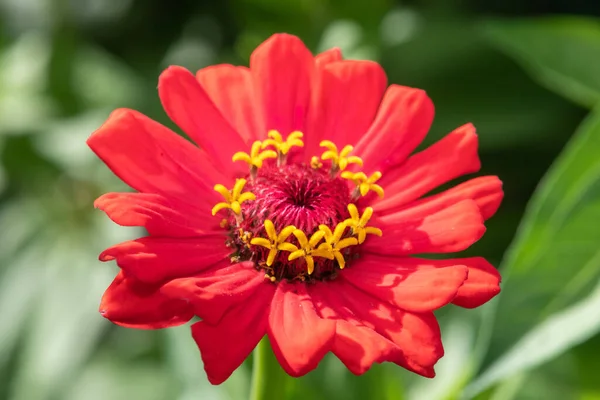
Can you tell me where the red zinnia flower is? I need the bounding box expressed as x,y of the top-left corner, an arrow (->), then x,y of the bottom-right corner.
88,34 -> 503,384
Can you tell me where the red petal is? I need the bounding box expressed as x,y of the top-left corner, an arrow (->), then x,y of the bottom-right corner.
87,108 -> 222,209
353,85 -> 434,172
162,261 -> 267,325
417,257 -> 501,308
250,34 -> 313,135
375,123 -> 480,211
94,192 -> 219,237
196,64 -> 263,144
383,175 -> 504,222
315,47 -> 343,66
303,48 -> 343,161
460,176 -> 504,220
268,281 -> 335,377
99,235 -> 230,285
308,60 -> 387,147
308,283 -> 400,375
341,254 -> 468,312
192,282 -> 275,385
453,258 -> 501,308
158,66 -> 247,177
334,321 -> 396,375
332,280 -> 443,377
100,271 -> 193,329
366,199 -> 486,255
396,176 -> 503,221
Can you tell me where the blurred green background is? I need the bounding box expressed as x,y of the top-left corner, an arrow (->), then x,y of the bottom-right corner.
1,0 -> 600,399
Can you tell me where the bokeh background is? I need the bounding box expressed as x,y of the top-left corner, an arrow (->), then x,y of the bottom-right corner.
1,0 -> 600,399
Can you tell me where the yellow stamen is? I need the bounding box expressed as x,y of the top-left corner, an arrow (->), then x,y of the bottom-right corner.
211,178 -> 256,216
250,220 -> 297,267
341,171 -> 384,199
239,229 -> 253,246
311,156 -> 323,169
319,141 -> 364,174
262,130 -> 304,162
344,204 -> 383,244
318,223 -> 358,269
232,141 -> 277,175
280,229 -> 333,275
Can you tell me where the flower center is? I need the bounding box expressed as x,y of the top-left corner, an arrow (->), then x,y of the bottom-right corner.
248,164 -> 350,233
212,130 -> 384,282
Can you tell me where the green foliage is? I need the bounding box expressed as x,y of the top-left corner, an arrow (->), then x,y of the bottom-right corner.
483,103 -> 600,365
463,106 -> 600,393
464,16 -> 600,400
0,2 -> 599,400
483,17 -> 600,108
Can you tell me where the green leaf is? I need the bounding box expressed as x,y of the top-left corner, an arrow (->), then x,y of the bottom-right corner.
482,353 -> 578,400
0,33 -> 56,134
7,238 -> 110,400
165,326 -> 241,400
464,105 -> 600,396
64,354 -> 174,400
572,331 -> 600,398
382,17 -> 580,151
465,280 -> 600,398
407,309 -> 479,400
482,17 -> 600,107
73,44 -> 146,108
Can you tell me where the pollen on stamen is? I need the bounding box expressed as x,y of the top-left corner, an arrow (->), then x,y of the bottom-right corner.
320,141 -> 363,176
212,138 -> 385,281
311,156 -> 323,169
262,130 -> 304,166
232,141 -> 277,179
341,171 -> 384,199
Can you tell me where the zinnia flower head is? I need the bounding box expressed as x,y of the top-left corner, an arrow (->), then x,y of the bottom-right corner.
88,34 -> 503,384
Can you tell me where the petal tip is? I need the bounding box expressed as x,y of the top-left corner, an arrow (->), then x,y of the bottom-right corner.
452,257 -> 502,308
98,250 -> 115,262
87,108 -> 133,149
158,65 -> 195,90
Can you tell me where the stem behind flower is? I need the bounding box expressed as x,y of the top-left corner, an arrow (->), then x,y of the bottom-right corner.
249,337 -> 293,400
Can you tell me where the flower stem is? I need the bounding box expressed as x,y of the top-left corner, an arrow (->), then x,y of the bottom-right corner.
249,337 -> 291,400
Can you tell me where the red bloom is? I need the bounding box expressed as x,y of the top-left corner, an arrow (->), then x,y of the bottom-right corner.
88,34 -> 503,384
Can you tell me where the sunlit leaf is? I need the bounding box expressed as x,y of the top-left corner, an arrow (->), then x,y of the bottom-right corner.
483,17 -> 600,108
465,105 -> 600,396
64,354 -> 174,400
382,17 -> 580,150
407,310 -> 478,400
73,45 -> 146,108
164,326 -> 231,400
466,281 -> 600,397
483,354 -> 578,400
318,20 -> 377,60
33,110 -> 111,179
7,237 -> 112,400
0,33 -> 56,134
0,191 -> 135,400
